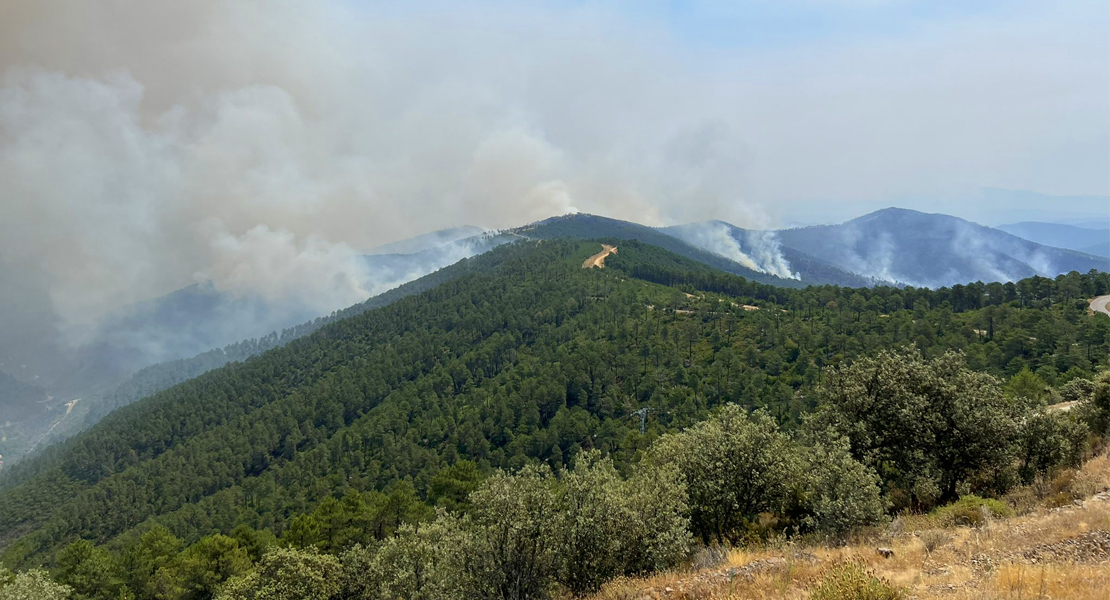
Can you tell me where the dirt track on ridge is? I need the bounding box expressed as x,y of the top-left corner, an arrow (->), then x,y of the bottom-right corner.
1090,295 -> 1110,316
583,244 -> 617,269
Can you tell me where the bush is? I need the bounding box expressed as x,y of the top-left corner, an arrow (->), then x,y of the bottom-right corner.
811,562 -> 905,600
814,349 -> 1022,509
798,433 -> 888,537
555,453 -> 625,595
1016,410 -> 1090,484
217,547 -> 341,600
463,465 -> 561,600
0,568 -> 73,600
689,545 -> 730,571
652,405 -> 800,545
1073,371 -> 1110,435
931,495 -> 1012,528
555,451 -> 691,592
340,516 -> 467,600
919,530 -> 950,555
615,462 -> 691,575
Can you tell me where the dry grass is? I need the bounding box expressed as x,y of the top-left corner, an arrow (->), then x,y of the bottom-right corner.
587,452 -> 1110,600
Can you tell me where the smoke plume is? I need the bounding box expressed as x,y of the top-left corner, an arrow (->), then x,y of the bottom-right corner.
0,0 -> 1105,379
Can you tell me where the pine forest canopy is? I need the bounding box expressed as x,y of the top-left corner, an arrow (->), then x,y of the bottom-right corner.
0,238 -> 1107,600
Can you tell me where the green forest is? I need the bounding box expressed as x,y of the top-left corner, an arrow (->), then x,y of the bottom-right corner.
1,239 -> 1108,600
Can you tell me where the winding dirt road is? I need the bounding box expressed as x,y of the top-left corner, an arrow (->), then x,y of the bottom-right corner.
583,244 -> 617,269
1090,295 -> 1110,317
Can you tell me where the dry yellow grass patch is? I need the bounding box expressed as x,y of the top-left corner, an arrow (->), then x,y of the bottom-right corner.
587,453 -> 1110,600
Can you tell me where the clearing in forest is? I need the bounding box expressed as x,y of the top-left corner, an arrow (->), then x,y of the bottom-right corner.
583,244 -> 617,269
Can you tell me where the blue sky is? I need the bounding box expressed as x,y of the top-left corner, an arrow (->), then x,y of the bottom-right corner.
639,0 -> 1016,47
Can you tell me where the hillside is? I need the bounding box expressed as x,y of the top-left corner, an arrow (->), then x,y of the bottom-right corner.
0,232 -> 511,467
7,209 -> 1105,467
590,451 -> 1110,600
514,214 -> 809,287
777,208 -> 1109,287
0,241 -> 520,475
997,221 -> 1110,257
0,238 -> 1106,574
660,220 -> 878,287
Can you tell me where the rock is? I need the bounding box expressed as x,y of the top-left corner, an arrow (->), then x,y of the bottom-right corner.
877,547 -> 895,559
1023,530 -> 1110,564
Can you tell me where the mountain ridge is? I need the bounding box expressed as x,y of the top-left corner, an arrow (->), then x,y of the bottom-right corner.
775,207 -> 1107,287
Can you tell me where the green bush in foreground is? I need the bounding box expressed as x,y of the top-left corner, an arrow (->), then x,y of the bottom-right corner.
0,567 -> 73,600
811,562 -> 905,600
931,495 -> 1013,528
216,547 -> 340,600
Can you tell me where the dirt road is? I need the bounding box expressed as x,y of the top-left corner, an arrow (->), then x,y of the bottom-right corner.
1090,295 -> 1110,316
583,244 -> 617,269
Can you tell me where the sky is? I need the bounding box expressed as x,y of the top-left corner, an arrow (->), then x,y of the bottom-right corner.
0,0 -> 1107,347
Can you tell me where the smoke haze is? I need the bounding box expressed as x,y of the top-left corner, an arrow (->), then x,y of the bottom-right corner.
0,0 -> 1106,366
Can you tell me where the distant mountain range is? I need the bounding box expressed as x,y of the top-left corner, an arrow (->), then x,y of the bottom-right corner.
1,206 -> 1106,466
996,222 -> 1109,258
774,208 -> 1107,288
512,213 -> 874,288
521,209 -> 1106,289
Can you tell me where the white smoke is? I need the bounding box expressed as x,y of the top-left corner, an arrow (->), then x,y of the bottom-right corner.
0,0 -> 1104,370
664,221 -> 799,280
201,226 -> 371,316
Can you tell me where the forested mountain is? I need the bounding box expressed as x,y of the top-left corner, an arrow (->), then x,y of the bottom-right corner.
514,213 -> 875,287
0,232 -> 511,466
6,210 -> 1103,469
1,238 -> 1106,580
0,242 -> 519,472
660,220 -> 877,287
776,208 -> 1109,287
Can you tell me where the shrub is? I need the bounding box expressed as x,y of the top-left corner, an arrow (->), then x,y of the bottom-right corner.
919,530 -> 950,555
340,516 -> 467,600
798,433 -> 888,537
216,547 -> 341,600
555,452 -> 625,595
1016,410 -> 1090,484
463,465 -> 561,600
0,568 -> 73,600
1073,371 -> 1110,435
811,562 -> 905,600
616,462 -> 691,575
931,495 -> 1012,528
652,405 -> 800,545
814,349 -> 1022,508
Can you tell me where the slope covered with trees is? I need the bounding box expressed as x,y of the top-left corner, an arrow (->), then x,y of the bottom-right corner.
0,239 -> 1107,600
0,244 -> 516,477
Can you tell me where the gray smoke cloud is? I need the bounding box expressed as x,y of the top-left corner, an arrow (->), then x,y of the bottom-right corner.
665,221 -> 798,280
0,0 -> 1105,370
